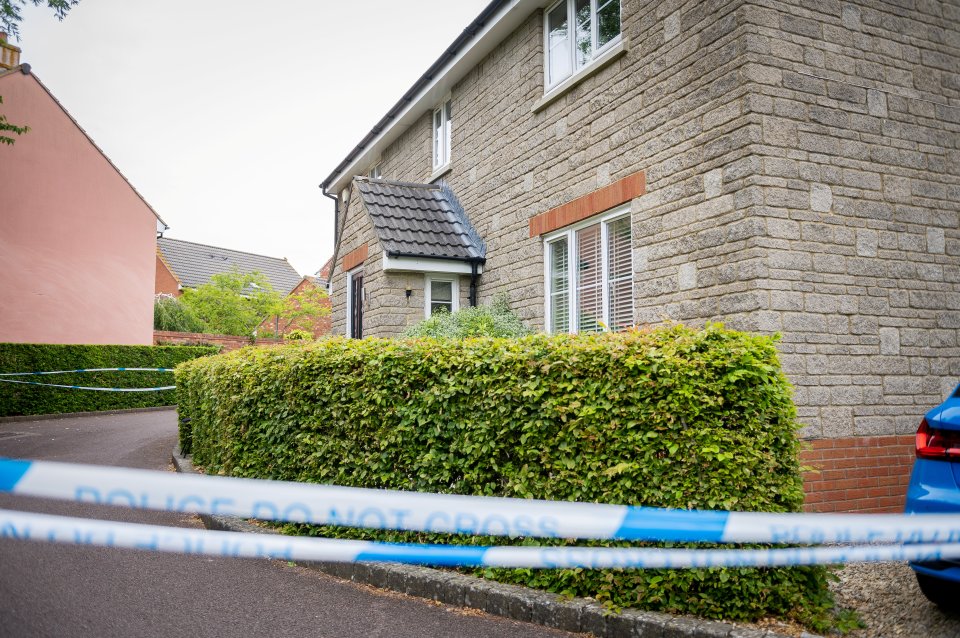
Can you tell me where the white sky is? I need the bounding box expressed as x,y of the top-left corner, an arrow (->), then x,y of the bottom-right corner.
16,0 -> 491,276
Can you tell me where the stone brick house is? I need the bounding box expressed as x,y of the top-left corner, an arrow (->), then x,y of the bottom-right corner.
322,0 -> 959,512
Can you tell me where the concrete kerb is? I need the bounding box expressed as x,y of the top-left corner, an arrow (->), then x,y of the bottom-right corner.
0,405 -> 176,424
171,448 -> 791,638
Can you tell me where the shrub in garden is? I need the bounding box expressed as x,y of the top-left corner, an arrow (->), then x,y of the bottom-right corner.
176,324 -> 846,630
402,293 -> 532,338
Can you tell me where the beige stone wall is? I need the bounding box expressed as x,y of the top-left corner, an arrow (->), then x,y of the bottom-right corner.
332,0 -> 959,441
738,1 -> 959,438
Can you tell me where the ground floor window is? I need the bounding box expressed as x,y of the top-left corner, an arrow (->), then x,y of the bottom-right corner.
544,206 -> 632,333
425,275 -> 459,316
347,269 -> 364,338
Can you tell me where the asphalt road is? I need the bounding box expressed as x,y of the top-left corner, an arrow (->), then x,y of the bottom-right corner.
0,409 -> 577,638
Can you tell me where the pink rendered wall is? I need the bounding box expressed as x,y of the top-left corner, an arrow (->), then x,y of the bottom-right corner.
0,70 -> 157,345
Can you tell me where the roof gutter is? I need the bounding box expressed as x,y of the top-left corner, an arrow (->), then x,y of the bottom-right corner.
386,251 -> 486,264
319,0 -> 511,192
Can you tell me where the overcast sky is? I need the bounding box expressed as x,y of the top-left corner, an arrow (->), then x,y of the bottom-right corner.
16,0 -> 491,276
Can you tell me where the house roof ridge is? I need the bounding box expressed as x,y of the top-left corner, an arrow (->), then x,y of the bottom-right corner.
157,236 -> 294,265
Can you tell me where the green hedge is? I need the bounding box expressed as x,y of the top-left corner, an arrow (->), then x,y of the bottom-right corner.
176,325 -> 842,629
0,343 -> 219,417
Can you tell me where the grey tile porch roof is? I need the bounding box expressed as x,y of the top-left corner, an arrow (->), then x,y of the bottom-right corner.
356,178 -> 485,262
157,237 -> 302,294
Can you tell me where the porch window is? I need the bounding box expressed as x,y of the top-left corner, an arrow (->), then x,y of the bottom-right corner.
425,275 -> 458,316
544,207 -> 632,333
544,0 -> 621,89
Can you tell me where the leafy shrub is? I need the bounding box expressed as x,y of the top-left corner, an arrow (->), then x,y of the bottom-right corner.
402,293 -> 532,338
154,294 -> 206,333
176,325 -> 841,629
0,343 -> 218,416
284,329 -> 313,341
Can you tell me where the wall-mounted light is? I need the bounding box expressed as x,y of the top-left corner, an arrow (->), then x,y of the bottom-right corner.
405,288 -> 412,299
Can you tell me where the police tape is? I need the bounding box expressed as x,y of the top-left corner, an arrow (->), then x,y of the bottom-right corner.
2,508 -> 960,568
0,379 -> 176,392
0,368 -> 174,376
0,367 -> 176,392
3,457 -> 960,545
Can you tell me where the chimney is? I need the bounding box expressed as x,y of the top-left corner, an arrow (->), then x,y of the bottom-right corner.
0,33 -> 22,70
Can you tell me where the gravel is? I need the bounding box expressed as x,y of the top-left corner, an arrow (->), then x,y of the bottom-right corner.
830,562 -> 960,637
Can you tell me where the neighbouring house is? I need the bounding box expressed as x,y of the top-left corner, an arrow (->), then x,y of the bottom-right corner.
322,1 -> 959,513
155,237 -> 302,297
0,37 -> 166,346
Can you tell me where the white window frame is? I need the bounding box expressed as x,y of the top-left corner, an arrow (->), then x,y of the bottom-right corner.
543,0 -> 622,91
369,163 -> 382,179
543,205 -> 632,334
424,275 -> 459,317
431,98 -> 452,173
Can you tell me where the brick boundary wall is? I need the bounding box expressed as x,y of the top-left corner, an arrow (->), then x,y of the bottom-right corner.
801,435 -> 916,513
153,330 -> 283,353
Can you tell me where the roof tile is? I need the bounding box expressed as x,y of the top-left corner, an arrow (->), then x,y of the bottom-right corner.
156,237 -> 302,294
356,179 -> 485,262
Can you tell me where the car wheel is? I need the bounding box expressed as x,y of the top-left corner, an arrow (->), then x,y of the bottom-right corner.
916,573 -> 960,613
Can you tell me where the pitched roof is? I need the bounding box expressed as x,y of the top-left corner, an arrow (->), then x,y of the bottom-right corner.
156,237 -> 302,294
356,178 -> 485,262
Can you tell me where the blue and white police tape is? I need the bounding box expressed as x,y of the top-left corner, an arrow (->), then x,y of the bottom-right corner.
3,457 -> 960,545
0,379 -> 176,392
3,508 -> 960,568
0,368 -> 174,376
0,367 -> 175,392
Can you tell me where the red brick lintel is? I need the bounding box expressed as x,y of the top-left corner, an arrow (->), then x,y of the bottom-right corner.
342,243 -> 368,272
528,171 -> 646,237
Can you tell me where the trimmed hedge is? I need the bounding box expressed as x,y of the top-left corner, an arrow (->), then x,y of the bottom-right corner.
0,343 -> 219,417
177,325 -> 840,629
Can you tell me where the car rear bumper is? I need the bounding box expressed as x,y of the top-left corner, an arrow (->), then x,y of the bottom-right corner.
905,458 -> 960,584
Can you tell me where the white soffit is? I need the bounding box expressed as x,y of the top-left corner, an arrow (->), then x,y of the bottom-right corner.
383,255 -> 482,275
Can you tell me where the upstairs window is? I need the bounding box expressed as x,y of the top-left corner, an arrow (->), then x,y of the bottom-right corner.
432,99 -> 452,172
545,0 -> 621,89
545,207 -> 632,333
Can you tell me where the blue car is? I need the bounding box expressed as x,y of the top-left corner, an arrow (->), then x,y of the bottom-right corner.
904,383 -> 960,610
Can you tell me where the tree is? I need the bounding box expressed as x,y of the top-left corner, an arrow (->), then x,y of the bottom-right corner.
277,283 -> 330,334
2,1 -> 79,144
153,294 -> 206,333
1,0 -> 78,40
0,95 -> 28,145
179,270 -> 283,337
